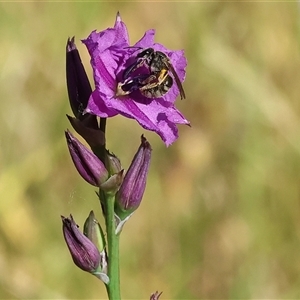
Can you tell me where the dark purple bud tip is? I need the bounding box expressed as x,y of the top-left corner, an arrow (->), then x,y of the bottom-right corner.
65,130 -> 108,186
61,214 -> 101,273
66,36 -> 76,52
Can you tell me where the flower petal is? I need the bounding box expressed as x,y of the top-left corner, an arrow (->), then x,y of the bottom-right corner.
134,29 -> 155,48
103,97 -> 189,146
86,90 -> 118,118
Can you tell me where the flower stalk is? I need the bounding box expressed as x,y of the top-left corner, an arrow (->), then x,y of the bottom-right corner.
63,12 -> 188,300
102,192 -> 121,299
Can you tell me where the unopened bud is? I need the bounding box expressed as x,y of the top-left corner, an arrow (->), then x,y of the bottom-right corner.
62,215 -> 101,273
83,211 -> 108,281
150,291 -> 163,300
84,211 -> 106,252
115,135 -> 151,219
66,37 -> 92,119
65,130 -> 109,186
105,150 -> 122,175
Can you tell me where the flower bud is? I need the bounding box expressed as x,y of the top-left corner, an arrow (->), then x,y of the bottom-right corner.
100,170 -> 124,195
115,135 -> 151,219
83,211 -> 109,282
150,291 -> 163,300
66,37 -> 92,119
105,150 -> 122,175
62,214 -> 101,273
65,130 -> 108,186
83,211 -> 106,252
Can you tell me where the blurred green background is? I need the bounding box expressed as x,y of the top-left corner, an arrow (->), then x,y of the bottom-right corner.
1,2 -> 300,299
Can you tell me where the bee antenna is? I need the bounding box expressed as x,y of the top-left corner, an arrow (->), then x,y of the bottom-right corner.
123,46 -> 142,50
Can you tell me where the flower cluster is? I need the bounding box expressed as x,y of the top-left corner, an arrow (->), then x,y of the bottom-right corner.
65,130 -> 152,215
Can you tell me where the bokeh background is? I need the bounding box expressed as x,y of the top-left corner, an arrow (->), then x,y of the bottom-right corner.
1,2 -> 300,299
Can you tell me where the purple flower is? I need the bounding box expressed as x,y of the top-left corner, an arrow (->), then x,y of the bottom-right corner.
82,13 -> 189,146
62,215 -> 101,273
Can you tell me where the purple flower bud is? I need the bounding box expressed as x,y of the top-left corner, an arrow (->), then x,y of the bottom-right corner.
62,215 -> 101,273
83,211 -> 108,278
65,130 -> 108,186
150,291 -> 163,300
115,135 -> 151,217
66,37 -> 92,119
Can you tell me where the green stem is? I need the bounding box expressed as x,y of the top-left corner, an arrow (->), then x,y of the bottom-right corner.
105,193 -> 121,300
98,117 -> 121,299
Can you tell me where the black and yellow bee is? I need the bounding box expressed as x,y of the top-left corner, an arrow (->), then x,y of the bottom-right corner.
116,70 -> 173,99
117,48 -> 185,99
138,69 -> 173,98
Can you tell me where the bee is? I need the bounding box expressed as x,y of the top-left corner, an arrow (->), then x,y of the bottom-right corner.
122,48 -> 185,100
116,69 -> 173,98
139,69 -> 173,98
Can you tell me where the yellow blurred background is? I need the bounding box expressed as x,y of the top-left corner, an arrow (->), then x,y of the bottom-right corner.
1,2 -> 300,299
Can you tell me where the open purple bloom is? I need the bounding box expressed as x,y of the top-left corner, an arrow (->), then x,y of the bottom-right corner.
82,13 -> 189,146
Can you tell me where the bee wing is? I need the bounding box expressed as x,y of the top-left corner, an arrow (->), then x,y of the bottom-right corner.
166,62 -> 186,100
123,48 -> 153,80
123,60 -> 144,80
